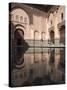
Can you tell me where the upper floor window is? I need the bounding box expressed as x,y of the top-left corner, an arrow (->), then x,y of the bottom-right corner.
16,15 -> 19,21
24,17 -> 27,23
20,16 -> 23,22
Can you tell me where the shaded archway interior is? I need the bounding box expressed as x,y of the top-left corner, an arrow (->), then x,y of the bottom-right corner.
14,29 -> 24,46
50,30 -> 54,44
59,25 -> 65,45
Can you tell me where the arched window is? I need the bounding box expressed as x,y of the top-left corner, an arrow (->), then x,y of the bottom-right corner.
34,31 -> 39,40
20,16 -> 23,22
16,15 -> 19,21
24,17 -> 27,23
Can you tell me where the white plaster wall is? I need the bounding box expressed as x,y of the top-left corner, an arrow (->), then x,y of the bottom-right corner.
33,14 -> 47,40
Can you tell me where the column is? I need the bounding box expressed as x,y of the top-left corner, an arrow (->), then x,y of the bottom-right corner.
45,18 -> 50,45
54,12 -> 60,45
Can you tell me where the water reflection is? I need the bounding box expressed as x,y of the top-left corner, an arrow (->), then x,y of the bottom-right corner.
11,47 -> 65,87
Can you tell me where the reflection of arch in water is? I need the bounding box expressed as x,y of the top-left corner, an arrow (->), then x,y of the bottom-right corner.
14,28 -> 25,69
34,53 -> 39,63
11,68 -> 27,87
60,48 -> 65,68
15,52 -> 25,69
49,48 -> 55,64
41,52 -> 47,62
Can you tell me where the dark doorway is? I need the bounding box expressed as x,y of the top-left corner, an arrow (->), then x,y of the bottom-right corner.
14,29 -> 24,46
59,25 -> 65,45
50,30 -> 54,44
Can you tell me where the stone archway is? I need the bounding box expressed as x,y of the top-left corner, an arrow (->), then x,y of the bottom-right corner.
11,8 -> 30,40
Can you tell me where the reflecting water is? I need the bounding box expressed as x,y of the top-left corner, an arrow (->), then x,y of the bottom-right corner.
11,47 -> 65,87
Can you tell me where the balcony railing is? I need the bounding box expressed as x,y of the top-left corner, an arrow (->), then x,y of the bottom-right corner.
12,39 -> 65,48
25,39 -> 65,48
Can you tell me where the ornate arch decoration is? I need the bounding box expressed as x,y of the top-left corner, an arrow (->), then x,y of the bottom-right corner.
9,3 -> 33,24
15,24 -> 25,29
